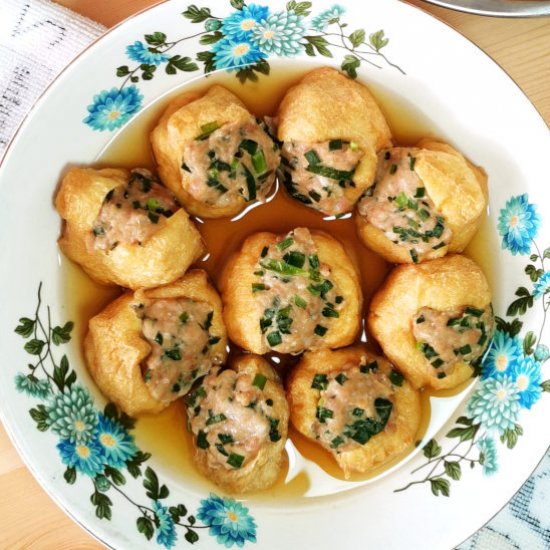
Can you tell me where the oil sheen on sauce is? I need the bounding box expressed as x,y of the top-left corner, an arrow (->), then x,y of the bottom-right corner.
62,66 -> 491,499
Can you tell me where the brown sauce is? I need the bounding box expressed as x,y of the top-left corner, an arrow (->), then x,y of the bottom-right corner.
62,66 -> 492,499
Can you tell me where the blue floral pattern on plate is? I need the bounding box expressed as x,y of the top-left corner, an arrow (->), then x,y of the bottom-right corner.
13,283 -> 258,548
83,1 -> 402,131
397,193 -> 550,497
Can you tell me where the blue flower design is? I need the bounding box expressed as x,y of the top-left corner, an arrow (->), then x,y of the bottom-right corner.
197,493 -> 257,548
84,86 -> 143,131
152,501 -> 177,549
497,194 -> 541,255
211,37 -> 264,71
311,5 -> 346,32
222,4 -> 269,41
46,385 -> 98,444
467,376 -> 520,434
510,355 -> 542,409
57,437 -> 105,477
95,413 -> 138,468
481,330 -> 522,380
534,344 -> 549,363
477,437 -> 498,476
14,373 -> 50,398
533,271 -> 550,299
251,10 -> 306,56
126,41 -> 169,66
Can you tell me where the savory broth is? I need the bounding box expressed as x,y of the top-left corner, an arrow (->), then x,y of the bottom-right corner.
62,65 -> 489,498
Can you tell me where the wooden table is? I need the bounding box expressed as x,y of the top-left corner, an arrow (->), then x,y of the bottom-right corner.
1,1 -> 549,548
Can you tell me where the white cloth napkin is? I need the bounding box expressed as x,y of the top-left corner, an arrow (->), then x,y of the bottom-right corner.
0,0 -> 105,157
0,1 -> 548,549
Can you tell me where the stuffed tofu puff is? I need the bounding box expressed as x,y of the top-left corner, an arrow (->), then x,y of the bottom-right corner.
55,167 -> 204,289
151,85 -> 280,219
84,270 -> 227,416
277,67 -> 392,216
186,355 -> 289,494
356,139 -> 488,264
287,346 -> 421,478
220,227 -> 362,355
368,255 -> 494,391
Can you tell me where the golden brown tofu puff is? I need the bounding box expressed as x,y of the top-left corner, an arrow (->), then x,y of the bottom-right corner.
356,139 -> 488,263
219,229 -> 362,354
368,254 -> 492,390
84,270 -> 227,417
287,346 -> 420,478
150,85 -> 277,219
55,167 -> 204,289
277,67 -> 392,208
186,355 -> 289,494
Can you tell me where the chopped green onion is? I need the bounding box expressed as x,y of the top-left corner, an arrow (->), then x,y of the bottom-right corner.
196,430 -> 209,449
266,331 -> 282,347
311,373 -> 329,390
227,453 -> 245,469
148,212 -> 160,224
239,139 -> 258,155
304,149 -> 321,165
251,150 -> 267,174
201,311 -> 213,331
261,259 -> 308,277
389,370 -> 404,386
335,373 -> 348,385
242,165 -> 256,202
314,324 -> 328,337
322,304 -> 340,318
389,163 -> 398,174
309,255 -> 320,269
294,295 -> 307,309
206,412 -> 227,425
252,373 -> 267,390
154,332 -> 163,345
306,164 -> 354,181
360,361 -> 378,373
465,306 -> 484,317
316,406 -> 333,423
329,139 -> 343,150
277,237 -> 294,251
252,283 -> 267,293
283,251 -> 306,268
179,312 -> 189,324
195,121 -> 219,140
163,347 -> 181,361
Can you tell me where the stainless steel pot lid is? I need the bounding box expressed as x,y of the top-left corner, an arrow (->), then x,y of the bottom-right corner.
419,0 -> 550,17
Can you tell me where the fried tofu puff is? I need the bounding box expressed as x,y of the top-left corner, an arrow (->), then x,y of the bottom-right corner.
287,346 -> 421,478
55,167 -> 204,289
368,255 -> 494,391
186,355 -> 289,493
150,86 -> 280,219
277,67 -> 392,216
84,270 -> 227,416
220,227 -> 362,355
356,139 -> 488,264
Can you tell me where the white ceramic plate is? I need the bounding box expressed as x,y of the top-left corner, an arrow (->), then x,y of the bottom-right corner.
1,1 -> 549,548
